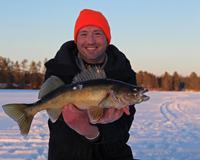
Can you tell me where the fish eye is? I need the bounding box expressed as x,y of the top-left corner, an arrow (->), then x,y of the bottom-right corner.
138,99 -> 142,103
133,88 -> 137,92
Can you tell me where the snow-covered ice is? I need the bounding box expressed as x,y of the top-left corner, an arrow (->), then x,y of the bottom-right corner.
0,90 -> 200,160
129,91 -> 200,160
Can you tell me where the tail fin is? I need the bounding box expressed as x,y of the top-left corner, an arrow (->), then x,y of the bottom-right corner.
2,104 -> 33,136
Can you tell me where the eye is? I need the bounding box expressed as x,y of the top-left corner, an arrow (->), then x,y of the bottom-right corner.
133,88 -> 137,92
138,99 -> 142,103
94,32 -> 102,36
80,33 -> 87,37
78,31 -> 88,37
94,30 -> 104,36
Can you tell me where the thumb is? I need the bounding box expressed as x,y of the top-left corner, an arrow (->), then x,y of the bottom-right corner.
123,106 -> 130,115
63,104 -> 80,114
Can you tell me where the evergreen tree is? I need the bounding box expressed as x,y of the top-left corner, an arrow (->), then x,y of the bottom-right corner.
13,61 -> 21,85
136,71 -> 144,87
29,61 -> 43,89
21,59 -> 28,87
150,73 -> 159,89
136,71 -> 159,89
36,61 -> 44,88
0,57 -> 14,87
172,71 -> 180,91
161,72 -> 173,91
185,72 -> 200,91
29,61 -> 38,88
0,57 -> 6,83
143,71 -> 151,88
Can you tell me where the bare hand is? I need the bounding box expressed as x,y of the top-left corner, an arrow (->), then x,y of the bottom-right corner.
98,106 -> 130,124
62,104 -> 99,138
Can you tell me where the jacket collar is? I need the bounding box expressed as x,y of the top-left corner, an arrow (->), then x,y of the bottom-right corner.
45,40 -> 135,78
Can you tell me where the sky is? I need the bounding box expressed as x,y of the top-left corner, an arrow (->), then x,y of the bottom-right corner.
0,0 -> 199,76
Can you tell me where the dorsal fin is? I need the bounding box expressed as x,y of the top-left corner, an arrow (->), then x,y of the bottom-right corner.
38,76 -> 65,99
72,66 -> 106,84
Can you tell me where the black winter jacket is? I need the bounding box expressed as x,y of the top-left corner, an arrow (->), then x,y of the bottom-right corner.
45,41 -> 137,160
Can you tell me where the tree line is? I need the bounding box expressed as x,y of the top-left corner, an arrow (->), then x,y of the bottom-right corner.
136,71 -> 200,91
0,56 -> 47,89
0,56 -> 200,91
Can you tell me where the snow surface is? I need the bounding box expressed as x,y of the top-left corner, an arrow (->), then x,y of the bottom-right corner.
0,90 -> 200,160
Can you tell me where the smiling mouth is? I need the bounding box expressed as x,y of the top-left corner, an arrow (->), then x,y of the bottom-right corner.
86,47 -> 96,50
85,47 -> 98,51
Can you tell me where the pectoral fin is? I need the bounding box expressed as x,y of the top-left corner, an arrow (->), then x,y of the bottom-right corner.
98,90 -> 122,108
88,106 -> 104,124
46,109 -> 62,123
97,93 -> 111,107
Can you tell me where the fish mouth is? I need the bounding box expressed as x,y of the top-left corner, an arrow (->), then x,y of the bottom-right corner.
139,88 -> 150,102
141,94 -> 150,102
140,88 -> 148,94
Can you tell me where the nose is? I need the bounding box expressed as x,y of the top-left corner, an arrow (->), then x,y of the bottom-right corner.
87,34 -> 96,44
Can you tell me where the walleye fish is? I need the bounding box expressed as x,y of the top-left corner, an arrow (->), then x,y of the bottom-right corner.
2,67 -> 150,136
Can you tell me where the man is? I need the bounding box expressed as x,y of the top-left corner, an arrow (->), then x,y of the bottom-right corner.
45,9 -> 137,160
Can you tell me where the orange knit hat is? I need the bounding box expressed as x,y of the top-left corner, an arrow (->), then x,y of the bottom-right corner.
74,9 -> 111,46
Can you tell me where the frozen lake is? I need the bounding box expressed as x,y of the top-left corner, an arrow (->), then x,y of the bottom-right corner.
0,90 -> 200,160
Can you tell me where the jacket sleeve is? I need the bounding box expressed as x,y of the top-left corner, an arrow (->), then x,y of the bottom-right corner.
97,76 -> 137,143
97,106 -> 135,143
